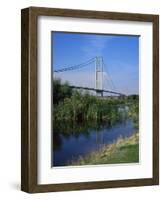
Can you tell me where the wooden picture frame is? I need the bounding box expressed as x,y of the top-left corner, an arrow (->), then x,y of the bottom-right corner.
21,7 -> 159,193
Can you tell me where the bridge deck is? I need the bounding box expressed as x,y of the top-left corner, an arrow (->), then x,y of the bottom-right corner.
69,85 -> 125,96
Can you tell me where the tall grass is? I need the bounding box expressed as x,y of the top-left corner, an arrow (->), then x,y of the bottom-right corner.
53,79 -> 139,127
54,90 -> 128,124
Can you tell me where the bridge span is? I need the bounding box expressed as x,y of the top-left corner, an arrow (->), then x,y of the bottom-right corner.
70,85 -> 125,96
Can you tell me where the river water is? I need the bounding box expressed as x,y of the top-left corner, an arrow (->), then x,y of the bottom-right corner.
53,118 -> 137,166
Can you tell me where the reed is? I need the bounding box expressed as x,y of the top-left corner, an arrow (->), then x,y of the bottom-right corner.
53,79 -> 139,127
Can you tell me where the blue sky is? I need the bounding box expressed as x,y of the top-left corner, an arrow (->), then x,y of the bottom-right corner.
52,32 -> 139,95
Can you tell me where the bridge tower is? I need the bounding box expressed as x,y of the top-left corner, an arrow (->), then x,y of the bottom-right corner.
95,56 -> 103,96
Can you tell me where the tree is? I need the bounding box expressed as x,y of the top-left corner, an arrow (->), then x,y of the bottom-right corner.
53,79 -> 73,105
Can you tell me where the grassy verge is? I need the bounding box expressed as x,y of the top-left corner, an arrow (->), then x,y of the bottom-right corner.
69,133 -> 139,165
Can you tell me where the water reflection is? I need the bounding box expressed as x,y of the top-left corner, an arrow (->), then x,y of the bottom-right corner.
53,118 -> 137,166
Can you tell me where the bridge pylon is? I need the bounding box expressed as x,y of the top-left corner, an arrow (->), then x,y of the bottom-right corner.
95,56 -> 103,96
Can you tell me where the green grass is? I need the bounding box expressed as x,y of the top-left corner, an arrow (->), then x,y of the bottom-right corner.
107,144 -> 139,164
69,133 -> 139,165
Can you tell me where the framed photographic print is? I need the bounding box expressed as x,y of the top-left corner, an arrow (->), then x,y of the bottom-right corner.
21,7 -> 159,193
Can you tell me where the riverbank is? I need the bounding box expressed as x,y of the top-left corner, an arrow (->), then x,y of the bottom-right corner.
69,133 -> 139,165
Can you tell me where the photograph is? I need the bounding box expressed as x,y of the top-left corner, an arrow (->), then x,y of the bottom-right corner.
52,32 -> 139,167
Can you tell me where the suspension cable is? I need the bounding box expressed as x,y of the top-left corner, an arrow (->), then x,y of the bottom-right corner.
54,57 -> 96,73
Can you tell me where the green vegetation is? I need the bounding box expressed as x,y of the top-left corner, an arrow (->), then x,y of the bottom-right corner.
128,102 -> 139,128
53,79 -> 138,126
53,79 -> 73,105
69,133 -> 139,165
53,79 -> 139,165
54,91 -> 125,123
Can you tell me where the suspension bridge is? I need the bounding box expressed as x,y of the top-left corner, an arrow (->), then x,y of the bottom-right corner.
53,57 -> 126,97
